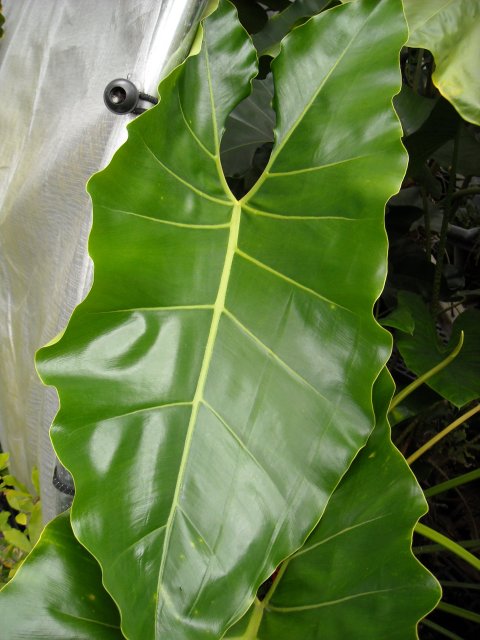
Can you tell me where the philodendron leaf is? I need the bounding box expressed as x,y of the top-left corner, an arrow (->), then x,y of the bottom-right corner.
0,512 -> 123,639
35,1 -> 416,638
383,292 -> 480,407
221,74 -> 275,178
403,0 -> 480,126
225,369 -> 440,639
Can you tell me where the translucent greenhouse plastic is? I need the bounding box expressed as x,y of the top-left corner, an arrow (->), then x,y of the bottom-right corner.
0,0 -> 209,521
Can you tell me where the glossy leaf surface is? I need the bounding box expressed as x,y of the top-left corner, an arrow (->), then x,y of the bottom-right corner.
225,370 -> 440,639
383,292 -> 480,407
0,512 -> 122,639
404,0 -> 480,126
37,1 -> 409,638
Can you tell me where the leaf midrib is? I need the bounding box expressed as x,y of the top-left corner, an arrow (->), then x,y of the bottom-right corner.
155,200 -> 241,622
242,1 -> 381,204
154,31 -> 240,628
154,1 -> 387,630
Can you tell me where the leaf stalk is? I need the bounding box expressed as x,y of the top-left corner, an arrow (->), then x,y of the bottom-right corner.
431,129 -> 460,314
389,331 -> 464,411
424,468 -> 480,498
437,601 -> 480,624
415,522 -> 480,571
407,403 -> 479,465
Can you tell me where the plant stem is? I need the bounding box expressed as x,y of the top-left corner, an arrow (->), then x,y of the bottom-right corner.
436,300 -> 466,319
431,129 -> 460,314
421,619 -> 464,640
425,468 -> 480,498
415,522 -> 480,571
437,601 -> 480,624
389,332 -> 464,411
238,562 -> 290,640
262,561 -> 289,608
240,599 -> 264,640
450,186 -> 480,203
422,186 -> 432,259
414,539 -> 480,555
440,580 -> 480,591
407,403 -> 480,465
413,48 -> 425,94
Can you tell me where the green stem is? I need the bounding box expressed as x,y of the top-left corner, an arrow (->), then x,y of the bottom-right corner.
415,522 -> 480,571
240,599 -> 264,640
413,48 -> 425,94
414,539 -> 480,555
437,601 -> 480,624
425,468 -> 480,498
421,619 -> 464,640
450,186 -> 480,203
238,562 -> 290,640
262,561 -> 289,608
422,186 -> 431,259
431,129 -> 460,314
407,403 -> 480,465
389,332 -> 464,410
440,580 -> 480,591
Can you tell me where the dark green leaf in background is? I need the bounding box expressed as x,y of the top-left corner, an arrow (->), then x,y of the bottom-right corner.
383,292 -> 480,408
402,97 -> 461,180
433,124 -> 480,178
253,0 -> 332,56
221,75 -> 275,178
231,0 -> 268,34
393,85 -> 437,138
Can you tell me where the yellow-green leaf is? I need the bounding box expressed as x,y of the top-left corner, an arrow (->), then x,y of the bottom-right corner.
0,452 -> 9,471
26,502 -> 43,546
2,529 -> 32,554
14,514 -> 27,527
404,0 -> 480,125
31,467 -> 40,495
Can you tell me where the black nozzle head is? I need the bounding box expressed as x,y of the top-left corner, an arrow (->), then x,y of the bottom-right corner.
103,78 -> 140,114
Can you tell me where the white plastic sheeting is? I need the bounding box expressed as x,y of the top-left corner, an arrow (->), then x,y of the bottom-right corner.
0,0 -> 209,521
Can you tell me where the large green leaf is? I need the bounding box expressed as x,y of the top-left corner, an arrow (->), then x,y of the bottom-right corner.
36,1 -> 411,638
0,512 -> 122,639
382,292 -> 480,407
225,370 -> 440,639
403,0 -> 480,126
